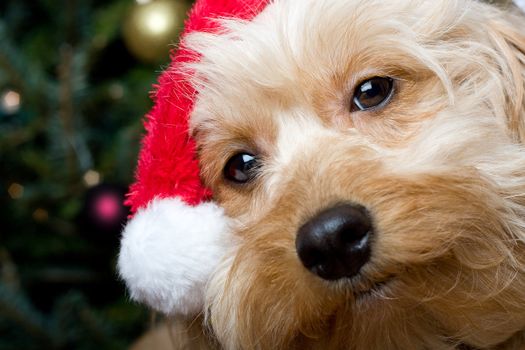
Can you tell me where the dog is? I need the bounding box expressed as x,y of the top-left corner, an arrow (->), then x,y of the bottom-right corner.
127,0 -> 525,349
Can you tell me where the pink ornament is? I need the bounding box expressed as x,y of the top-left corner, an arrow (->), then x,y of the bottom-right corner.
95,193 -> 122,224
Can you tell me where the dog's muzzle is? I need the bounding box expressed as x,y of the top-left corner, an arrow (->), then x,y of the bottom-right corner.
295,203 -> 373,281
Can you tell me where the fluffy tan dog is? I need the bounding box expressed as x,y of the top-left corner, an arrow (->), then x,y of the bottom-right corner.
133,0 -> 525,349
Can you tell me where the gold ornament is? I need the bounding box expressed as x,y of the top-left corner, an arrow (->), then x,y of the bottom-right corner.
122,0 -> 191,63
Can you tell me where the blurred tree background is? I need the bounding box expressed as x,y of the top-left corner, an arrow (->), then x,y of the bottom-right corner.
0,0 -> 192,348
0,0 -> 518,349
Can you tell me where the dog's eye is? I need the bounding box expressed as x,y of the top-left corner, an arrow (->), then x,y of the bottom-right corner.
224,153 -> 258,184
352,77 -> 394,111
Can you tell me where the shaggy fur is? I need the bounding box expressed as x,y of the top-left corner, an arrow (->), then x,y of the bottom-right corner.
170,0 -> 525,349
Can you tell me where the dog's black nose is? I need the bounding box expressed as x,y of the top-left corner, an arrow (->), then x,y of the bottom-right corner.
296,204 -> 373,281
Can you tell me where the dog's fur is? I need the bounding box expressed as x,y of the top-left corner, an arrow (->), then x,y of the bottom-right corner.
168,0 -> 525,349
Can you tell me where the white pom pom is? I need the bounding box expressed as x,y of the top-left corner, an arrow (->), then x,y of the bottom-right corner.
118,197 -> 230,316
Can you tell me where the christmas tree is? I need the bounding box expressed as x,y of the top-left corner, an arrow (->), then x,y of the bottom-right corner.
1,0 -> 191,348
1,0 -> 517,349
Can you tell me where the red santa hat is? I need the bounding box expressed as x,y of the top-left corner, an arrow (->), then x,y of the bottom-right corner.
118,0 -> 270,316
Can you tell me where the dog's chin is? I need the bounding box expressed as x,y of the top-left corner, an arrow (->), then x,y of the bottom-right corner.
347,274 -> 397,307
352,277 -> 396,303
325,267 -> 398,306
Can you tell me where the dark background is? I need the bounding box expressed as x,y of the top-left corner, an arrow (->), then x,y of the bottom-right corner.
0,0 -> 192,348
0,0 -> 515,349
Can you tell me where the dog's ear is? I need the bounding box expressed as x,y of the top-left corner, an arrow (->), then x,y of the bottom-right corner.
487,12 -> 525,142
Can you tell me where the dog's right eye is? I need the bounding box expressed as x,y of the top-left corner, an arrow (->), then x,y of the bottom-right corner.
224,153 -> 258,184
352,77 -> 394,111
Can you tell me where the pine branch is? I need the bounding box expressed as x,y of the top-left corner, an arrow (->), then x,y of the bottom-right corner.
0,248 -> 20,291
58,44 -> 80,177
54,0 -> 94,177
0,283 -> 54,347
85,0 -> 130,70
0,20 -> 57,149
0,21 -> 54,109
0,23 -> 26,91
52,293 -> 124,350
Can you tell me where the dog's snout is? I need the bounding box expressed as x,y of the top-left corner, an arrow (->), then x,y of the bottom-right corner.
296,204 -> 373,281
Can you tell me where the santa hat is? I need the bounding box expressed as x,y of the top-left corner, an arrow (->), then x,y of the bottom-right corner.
118,0 -> 270,316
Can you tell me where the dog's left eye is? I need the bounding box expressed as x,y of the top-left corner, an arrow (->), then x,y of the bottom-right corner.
352,77 -> 394,111
224,153 -> 258,184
